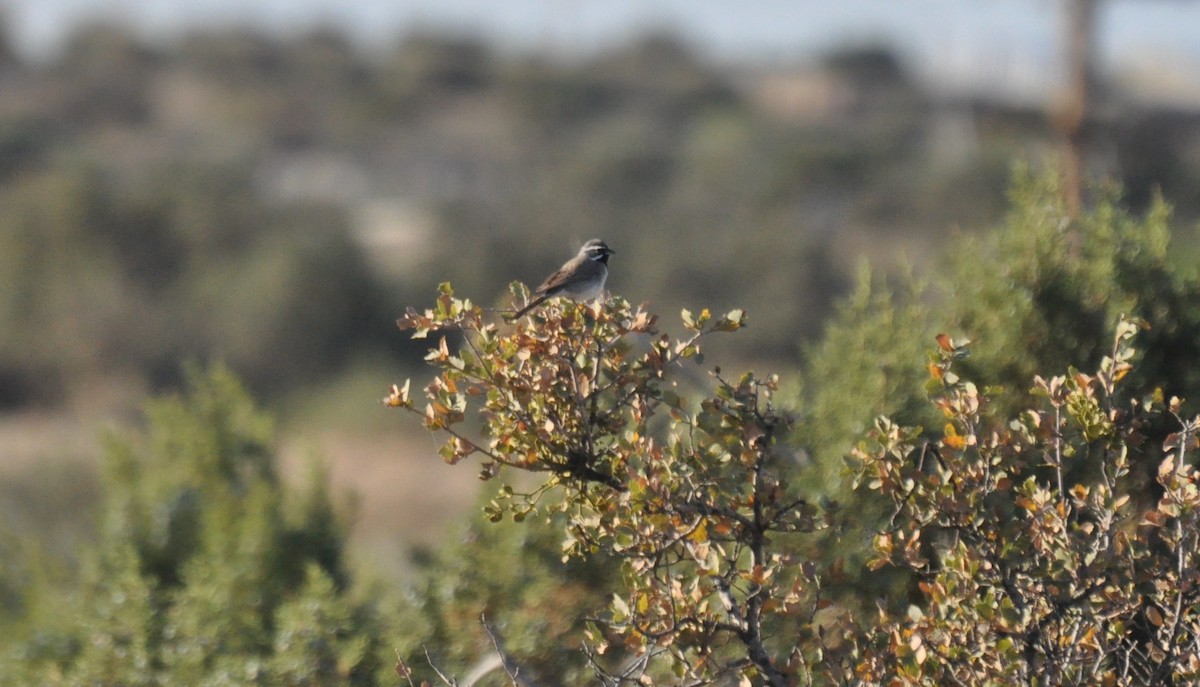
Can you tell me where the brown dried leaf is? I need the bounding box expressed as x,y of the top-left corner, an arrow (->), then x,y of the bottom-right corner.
1159,454 -> 1177,479
381,380 -> 411,407
1146,605 -> 1165,627
1164,433 -> 1182,452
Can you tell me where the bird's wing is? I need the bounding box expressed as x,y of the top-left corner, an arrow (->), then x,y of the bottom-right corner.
533,262 -> 576,296
508,254 -> 583,319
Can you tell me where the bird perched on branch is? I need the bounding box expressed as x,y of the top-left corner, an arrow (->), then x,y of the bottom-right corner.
508,239 -> 615,320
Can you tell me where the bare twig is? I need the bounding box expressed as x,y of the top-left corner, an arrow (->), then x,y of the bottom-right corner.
395,650 -> 418,687
479,613 -> 535,687
424,646 -> 458,687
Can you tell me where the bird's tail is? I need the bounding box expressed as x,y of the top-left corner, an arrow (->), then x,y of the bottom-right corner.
505,295 -> 548,321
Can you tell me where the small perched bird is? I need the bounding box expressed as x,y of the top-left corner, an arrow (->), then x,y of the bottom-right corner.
508,239 -> 615,320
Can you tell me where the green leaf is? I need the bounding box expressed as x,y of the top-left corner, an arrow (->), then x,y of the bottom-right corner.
611,594 -> 630,622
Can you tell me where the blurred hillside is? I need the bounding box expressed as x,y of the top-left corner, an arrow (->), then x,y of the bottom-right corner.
3,20 -> 1200,409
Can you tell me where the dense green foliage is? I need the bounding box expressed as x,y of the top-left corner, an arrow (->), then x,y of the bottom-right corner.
0,362 -> 621,686
0,366 -> 395,685
406,509 -> 621,685
799,169 -> 1200,475
793,170 -> 1200,616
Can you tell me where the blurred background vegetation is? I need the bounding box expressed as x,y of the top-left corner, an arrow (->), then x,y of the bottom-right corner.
4,2 -> 1200,682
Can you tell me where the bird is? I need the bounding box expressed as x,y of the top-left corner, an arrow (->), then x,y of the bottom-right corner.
508,239 -> 615,320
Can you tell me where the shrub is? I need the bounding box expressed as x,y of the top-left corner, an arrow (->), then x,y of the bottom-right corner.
851,320 -> 1200,684
389,275 -> 1200,684
0,365 -> 392,686
792,170 -> 1200,615
388,287 -> 853,684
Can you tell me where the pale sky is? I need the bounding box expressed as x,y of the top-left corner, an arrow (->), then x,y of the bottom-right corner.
4,0 -> 1199,102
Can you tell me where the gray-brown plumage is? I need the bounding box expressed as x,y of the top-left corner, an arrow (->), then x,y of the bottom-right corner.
509,239 -> 615,319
